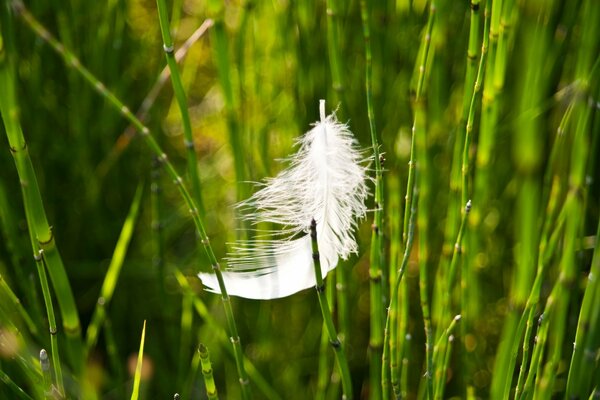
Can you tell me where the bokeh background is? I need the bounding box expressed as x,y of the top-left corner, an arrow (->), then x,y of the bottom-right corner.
1,0 -> 599,399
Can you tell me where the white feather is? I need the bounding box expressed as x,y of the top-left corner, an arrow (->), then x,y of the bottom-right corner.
199,100 -> 368,299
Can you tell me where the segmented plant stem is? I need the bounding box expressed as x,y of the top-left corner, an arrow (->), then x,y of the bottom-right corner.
310,219 -> 353,400
156,0 -> 205,215
0,8 -> 82,374
359,1 -> 385,398
387,189 -> 416,399
199,344 -> 219,399
412,4 -> 436,399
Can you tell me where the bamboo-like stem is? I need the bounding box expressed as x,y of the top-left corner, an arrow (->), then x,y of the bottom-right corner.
13,4 -> 251,397
382,174 -> 401,398
173,271 -> 281,400
316,279 -> 336,400
387,188 -> 416,399
513,197 -> 566,398
1,35 -> 65,389
155,0 -> 205,215
97,20 -> 213,178
36,254 -> 64,396
402,2 -> 436,245
151,156 -> 167,292
207,0 -> 245,207
0,7 -> 82,375
199,344 -> 219,400
434,0 -> 481,330
433,315 -> 461,400
359,2 -> 384,398
412,4 -> 436,399
310,219 -> 353,400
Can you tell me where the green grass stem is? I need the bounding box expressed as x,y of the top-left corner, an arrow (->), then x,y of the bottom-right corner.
310,219 -> 353,400
130,320 -> 146,400
359,1 -> 384,398
155,0 -> 205,215
173,271 -> 281,400
85,184 -> 143,351
199,343 -> 218,399
0,7 -> 82,374
386,188 -> 416,399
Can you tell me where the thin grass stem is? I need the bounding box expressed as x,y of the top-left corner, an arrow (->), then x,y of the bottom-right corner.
358,1 -> 384,397
155,0 -> 205,215
199,344 -> 219,400
310,219 -> 353,400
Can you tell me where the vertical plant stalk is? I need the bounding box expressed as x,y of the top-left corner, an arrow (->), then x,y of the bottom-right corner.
98,20 -> 214,178
492,2 -> 551,396
85,184 -> 143,351
0,6 -> 83,374
207,0 -> 245,206
13,5 -> 252,398
310,219 -> 353,400
131,321 -> 147,400
359,1 -> 384,398
412,4 -> 436,399
36,253 -> 64,396
432,316 -> 461,399
325,0 -> 350,355
386,189 -> 416,399
174,271 -> 281,400
199,344 -> 219,400
513,192 -> 566,398
151,156 -> 167,291
155,0 -> 205,215
316,279 -> 336,400
434,0 -> 481,329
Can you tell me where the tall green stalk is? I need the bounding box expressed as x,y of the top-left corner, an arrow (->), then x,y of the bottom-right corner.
207,0 -> 245,207
386,188 -> 416,399
155,0 -> 205,215
491,2 -> 553,397
359,1 -> 384,398
199,344 -> 219,399
310,219 -> 353,400
0,5 -> 82,376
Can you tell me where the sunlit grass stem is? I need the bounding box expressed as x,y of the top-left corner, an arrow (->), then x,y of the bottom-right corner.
386,188 -> 416,399
0,8 -> 82,374
359,1 -> 384,398
155,0 -> 205,215
199,344 -> 219,399
85,185 -> 143,352
310,219 -> 353,400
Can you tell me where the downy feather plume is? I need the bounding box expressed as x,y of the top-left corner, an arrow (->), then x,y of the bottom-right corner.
199,100 -> 368,299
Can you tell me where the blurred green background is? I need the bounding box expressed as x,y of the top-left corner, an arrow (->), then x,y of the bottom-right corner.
1,0 -> 599,399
